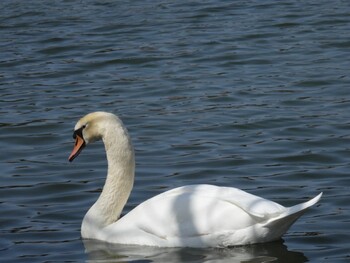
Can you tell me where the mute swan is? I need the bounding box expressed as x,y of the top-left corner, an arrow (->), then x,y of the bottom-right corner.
69,112 -> 322,248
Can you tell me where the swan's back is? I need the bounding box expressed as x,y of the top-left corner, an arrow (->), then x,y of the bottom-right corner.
99,185 -> 321,247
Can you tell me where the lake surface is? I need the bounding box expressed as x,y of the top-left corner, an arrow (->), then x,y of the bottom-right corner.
1,0 -> 350,262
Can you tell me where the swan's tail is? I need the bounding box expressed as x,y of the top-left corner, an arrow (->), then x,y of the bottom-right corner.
283,192 -> 322,218
264,193 -> 322,240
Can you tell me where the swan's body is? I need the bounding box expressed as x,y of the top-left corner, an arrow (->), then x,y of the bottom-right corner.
69,112 -> 322,248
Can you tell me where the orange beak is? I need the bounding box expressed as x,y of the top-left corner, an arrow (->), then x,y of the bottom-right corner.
68,135 -> 86,162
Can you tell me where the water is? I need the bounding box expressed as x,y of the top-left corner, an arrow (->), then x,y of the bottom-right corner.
1,0 -> 349,262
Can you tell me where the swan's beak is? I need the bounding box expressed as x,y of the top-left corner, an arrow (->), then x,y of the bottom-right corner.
69,135 -> 86,162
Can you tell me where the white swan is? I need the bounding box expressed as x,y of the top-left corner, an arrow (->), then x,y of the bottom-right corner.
69,112 -> 322,248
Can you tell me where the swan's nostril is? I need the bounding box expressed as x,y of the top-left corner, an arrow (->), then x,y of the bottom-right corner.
69,135 -> 86,162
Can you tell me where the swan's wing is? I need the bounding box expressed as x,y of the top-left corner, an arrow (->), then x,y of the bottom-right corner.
105,185 -> 286,241
101,185 -> 321,247
162,184 -> 287,218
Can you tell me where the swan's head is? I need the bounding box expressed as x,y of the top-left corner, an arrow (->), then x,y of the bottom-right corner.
68,112 -> 119,162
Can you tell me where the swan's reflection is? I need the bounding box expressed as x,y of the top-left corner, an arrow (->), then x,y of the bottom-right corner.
83,239 -> 307,263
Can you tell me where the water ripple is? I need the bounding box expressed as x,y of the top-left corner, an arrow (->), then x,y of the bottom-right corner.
1,0 -> 350,262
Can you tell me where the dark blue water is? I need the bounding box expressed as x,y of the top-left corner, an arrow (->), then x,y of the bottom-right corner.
1,0 -> 350,262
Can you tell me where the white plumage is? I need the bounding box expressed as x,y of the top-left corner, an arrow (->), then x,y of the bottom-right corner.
69,112 -> 321,248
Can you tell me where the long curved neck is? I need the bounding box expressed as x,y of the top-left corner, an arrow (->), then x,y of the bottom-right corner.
82,121 -> 135,238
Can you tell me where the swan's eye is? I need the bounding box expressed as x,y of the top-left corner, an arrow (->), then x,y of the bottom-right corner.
73,125 -> 86,139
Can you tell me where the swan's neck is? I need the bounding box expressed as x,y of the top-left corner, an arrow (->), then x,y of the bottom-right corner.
82,123 -> 135,238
